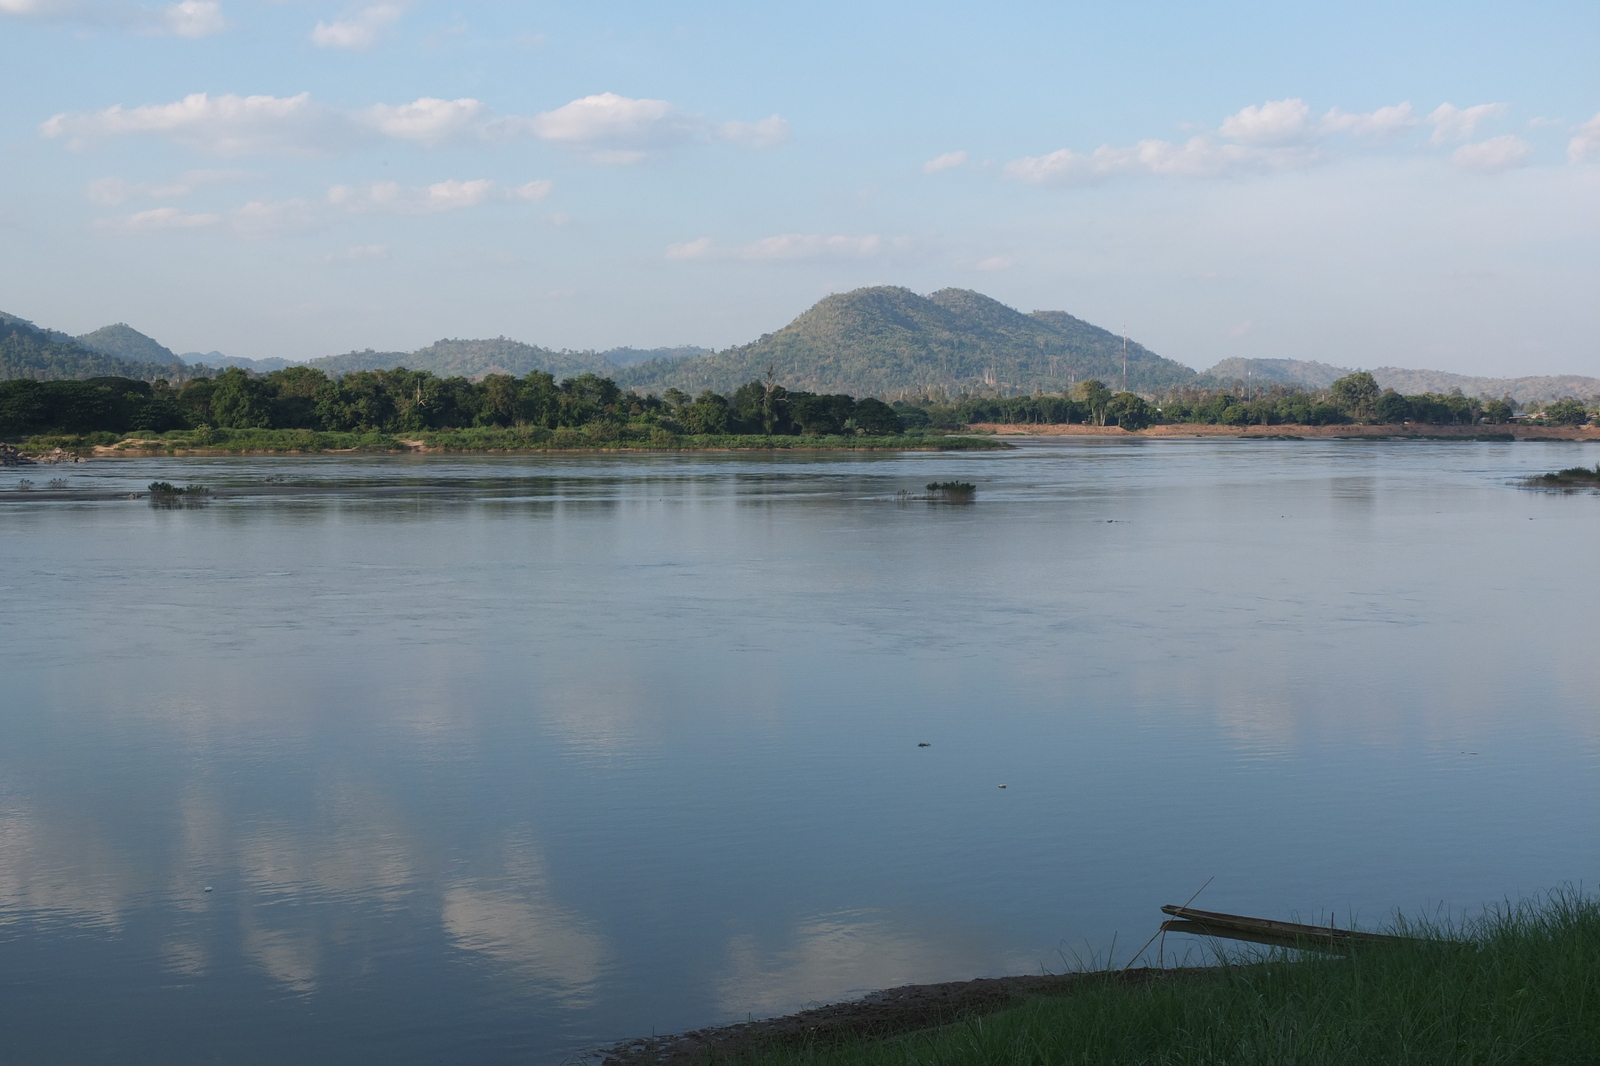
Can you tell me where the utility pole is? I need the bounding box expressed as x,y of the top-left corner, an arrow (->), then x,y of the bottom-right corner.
1122,324 -> 1128,393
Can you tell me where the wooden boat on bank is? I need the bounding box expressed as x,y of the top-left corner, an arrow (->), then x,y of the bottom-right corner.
1159,904 -> 1414,952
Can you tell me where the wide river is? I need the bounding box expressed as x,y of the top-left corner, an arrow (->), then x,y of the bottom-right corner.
2,438 -> 1597,1063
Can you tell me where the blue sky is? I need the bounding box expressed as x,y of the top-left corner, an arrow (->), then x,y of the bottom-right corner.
2,0 -> 1595,374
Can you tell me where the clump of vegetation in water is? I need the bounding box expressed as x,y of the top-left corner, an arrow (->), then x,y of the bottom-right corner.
147,481 -> 210,496
926,481 -> 976,496
730,890 -> 1600,1066
1532,464 -> 1600,487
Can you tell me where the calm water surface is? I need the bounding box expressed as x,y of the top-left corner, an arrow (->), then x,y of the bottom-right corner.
2,439 -> 1597,1064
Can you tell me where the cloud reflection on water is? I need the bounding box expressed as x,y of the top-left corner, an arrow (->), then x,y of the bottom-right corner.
0,808 -> 132,931
718,910 -> 1032,1017
441,838 -> 609,1004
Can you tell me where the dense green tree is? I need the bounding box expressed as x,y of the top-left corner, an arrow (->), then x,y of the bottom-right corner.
131,380 -> 189,432
683,390 -> 731,434
209,368 -> 274,428
1071,379 -> 1112,425
790,393 -> 856,434
852,397 -> 902,434
1331,372 -> 1382,420
1481,399 -> 1514,424
1375,391 -> 1411,423
1542,398 -> 1589,425
1104,392 -> 1153,430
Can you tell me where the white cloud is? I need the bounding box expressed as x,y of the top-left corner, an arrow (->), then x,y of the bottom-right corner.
1452,135 -> 1532,173
98,206 -> 221,233
508,179 -> 553,201
42,92 -> 349,156
527,92 -> 699,163
1320,102 -> 1418,141
164,0 -> 221,37
1569,111 -> 1600,163
85,168 -> 248,204
86,177 -> 134,206
1428,102 -> 1507,146
311,2 -> 402,49
713,115 -> 791,149
1005,97 -> 1545,190
975,255 -> 1012,271
2,0 -> 226,35
1219,98 -> 1312,144
1006,137 -> 1316,186
229,197 -> 320,236
360,96 -> 488,146
46,89 -> 796,163
328,178 -> 494,214
923,150 -> 967,173
664,237 -> 714,259
667,233 -> 890,261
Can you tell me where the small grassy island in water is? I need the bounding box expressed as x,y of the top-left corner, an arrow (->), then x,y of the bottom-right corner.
1531,463 -> 1600,487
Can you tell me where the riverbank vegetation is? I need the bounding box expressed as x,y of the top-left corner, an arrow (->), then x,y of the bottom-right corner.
715,892 -> 1600,1066
1532,463 -> 1600,487
912,372 -> 1589,431
3,368 -> 1592,448
17,425 -> 1004,455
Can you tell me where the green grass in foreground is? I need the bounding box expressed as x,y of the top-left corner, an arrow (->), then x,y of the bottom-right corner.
21,428 -> 1007,454
742,893 -> 1600,1066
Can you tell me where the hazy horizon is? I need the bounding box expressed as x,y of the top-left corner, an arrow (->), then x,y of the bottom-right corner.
3,1 -> 1596,376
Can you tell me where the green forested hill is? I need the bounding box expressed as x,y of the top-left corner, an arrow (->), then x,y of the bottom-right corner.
307,337 -> 621,379
1,313 -> 192,382
76,322 -> 179,365
615,287 -> 1196,397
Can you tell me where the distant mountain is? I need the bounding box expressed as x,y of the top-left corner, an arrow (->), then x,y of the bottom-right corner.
1198,358 -> 1350,389
307,337 -> 621,379
1367,367 -> 1599,404
76,323 -> 177,365
10,300 -> 1595,404
598,345 -> 710,366
180,351 -> 295,373
2,312 -> 193,382
1198,357 -> 1599,404
614,287 -> 1196,397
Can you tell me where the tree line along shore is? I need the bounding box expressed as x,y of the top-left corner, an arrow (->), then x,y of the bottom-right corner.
1,366 -> 1595,455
